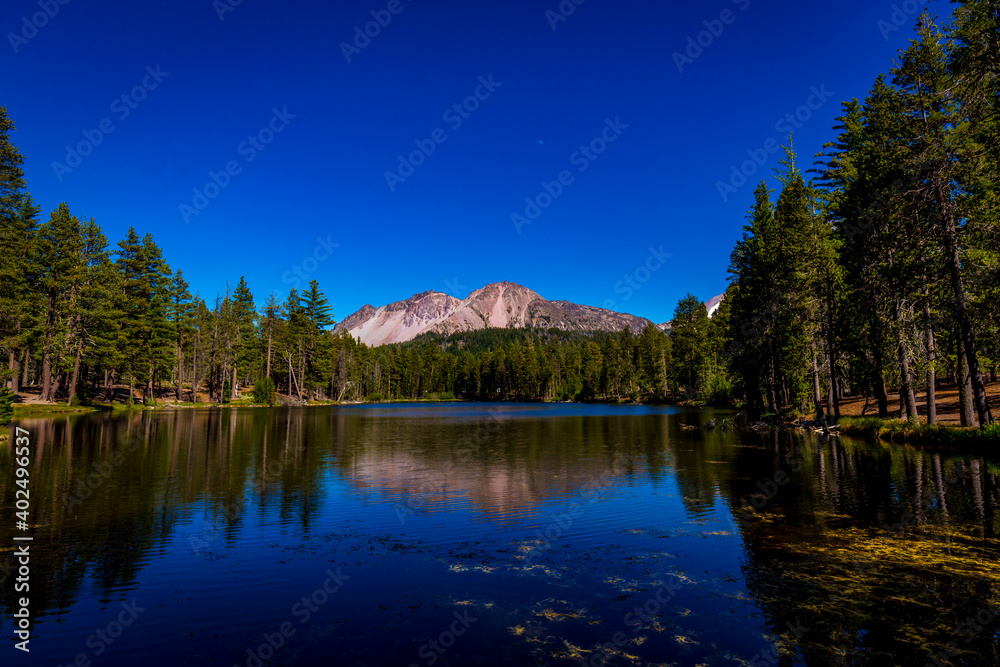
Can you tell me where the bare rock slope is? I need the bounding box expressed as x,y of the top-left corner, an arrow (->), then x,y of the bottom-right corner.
334,282 -> 656,346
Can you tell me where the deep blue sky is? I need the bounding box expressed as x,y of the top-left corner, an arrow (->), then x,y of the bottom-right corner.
3,0 -> 941,324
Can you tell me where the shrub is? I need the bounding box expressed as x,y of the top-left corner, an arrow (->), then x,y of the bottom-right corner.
364,393 -> 384,403
252,377 -> 277,406
980,423 -> 1000,440
0,387 -> 13,425
702,371 -> 735,407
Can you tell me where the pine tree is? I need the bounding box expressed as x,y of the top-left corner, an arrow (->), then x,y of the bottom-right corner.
727,182 -> 777,411
670,294 -> 710,397
230,276 -> 256,400
115,229 -> 172,403
35,203 -> 86,401
65,218 -> 116,405
0,196 -> 40,391
895,14 -> 993,425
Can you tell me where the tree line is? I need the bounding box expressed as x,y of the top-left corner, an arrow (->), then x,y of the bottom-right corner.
722,5 -> 998,427
0,98 -> 726,408
0,109 -> 720,407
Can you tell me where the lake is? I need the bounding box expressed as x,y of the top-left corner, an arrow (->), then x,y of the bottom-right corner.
2,403 -> 999,665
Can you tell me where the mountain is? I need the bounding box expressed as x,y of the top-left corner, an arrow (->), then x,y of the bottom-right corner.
333,282 -> 656,346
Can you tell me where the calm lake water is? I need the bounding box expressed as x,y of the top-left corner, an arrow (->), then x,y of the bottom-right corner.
2,403 -> 999,666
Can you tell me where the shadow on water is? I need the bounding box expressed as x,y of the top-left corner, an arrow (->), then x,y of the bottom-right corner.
0,404 -> 997,665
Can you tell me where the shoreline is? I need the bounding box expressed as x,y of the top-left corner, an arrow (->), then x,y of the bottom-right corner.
11,399 -> 999,451
837,416 -> 1000,450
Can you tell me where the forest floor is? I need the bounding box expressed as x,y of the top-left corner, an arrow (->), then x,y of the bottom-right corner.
836,380 -> 1000,427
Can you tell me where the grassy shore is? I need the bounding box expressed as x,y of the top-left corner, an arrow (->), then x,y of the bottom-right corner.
10,395 -> 467,417
838,416 -> 1000,448
12,404 -> 104,416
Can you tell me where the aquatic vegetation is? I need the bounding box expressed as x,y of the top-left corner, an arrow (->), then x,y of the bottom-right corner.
743,519 -> 1000,662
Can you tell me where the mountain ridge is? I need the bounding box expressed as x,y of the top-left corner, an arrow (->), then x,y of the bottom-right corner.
334,281 -> 723,347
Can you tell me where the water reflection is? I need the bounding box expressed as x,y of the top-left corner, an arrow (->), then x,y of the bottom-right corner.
0,405 -> 998,665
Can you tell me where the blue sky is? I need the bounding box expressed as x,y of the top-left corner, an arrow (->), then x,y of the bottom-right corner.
3,0 -> 940,324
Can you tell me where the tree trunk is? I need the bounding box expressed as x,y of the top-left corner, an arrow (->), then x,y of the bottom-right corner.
287,354 -> 302,400
923,301 -> 936,425
940,185 -> 992,426
8,351 -> 19,394
39,294 -> 57,402
21,348 -> 29,389
897,340 -> 917,419
266,326 -> 272,378
40,348 -> 52,402
176,345 -> 183,402
54,371 -> 66,399
67,337 -> 83,406
102,368 -> 112,402
209,304 -> 220,401
811,341 -> 824,420
874,370 -> 889,419
826,291 -> 839,419
958,332 -> 976,427
231,323 -> 240,401
191,343 -> 198,403
894,304 -> 917,420
298,346 -> 305,401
